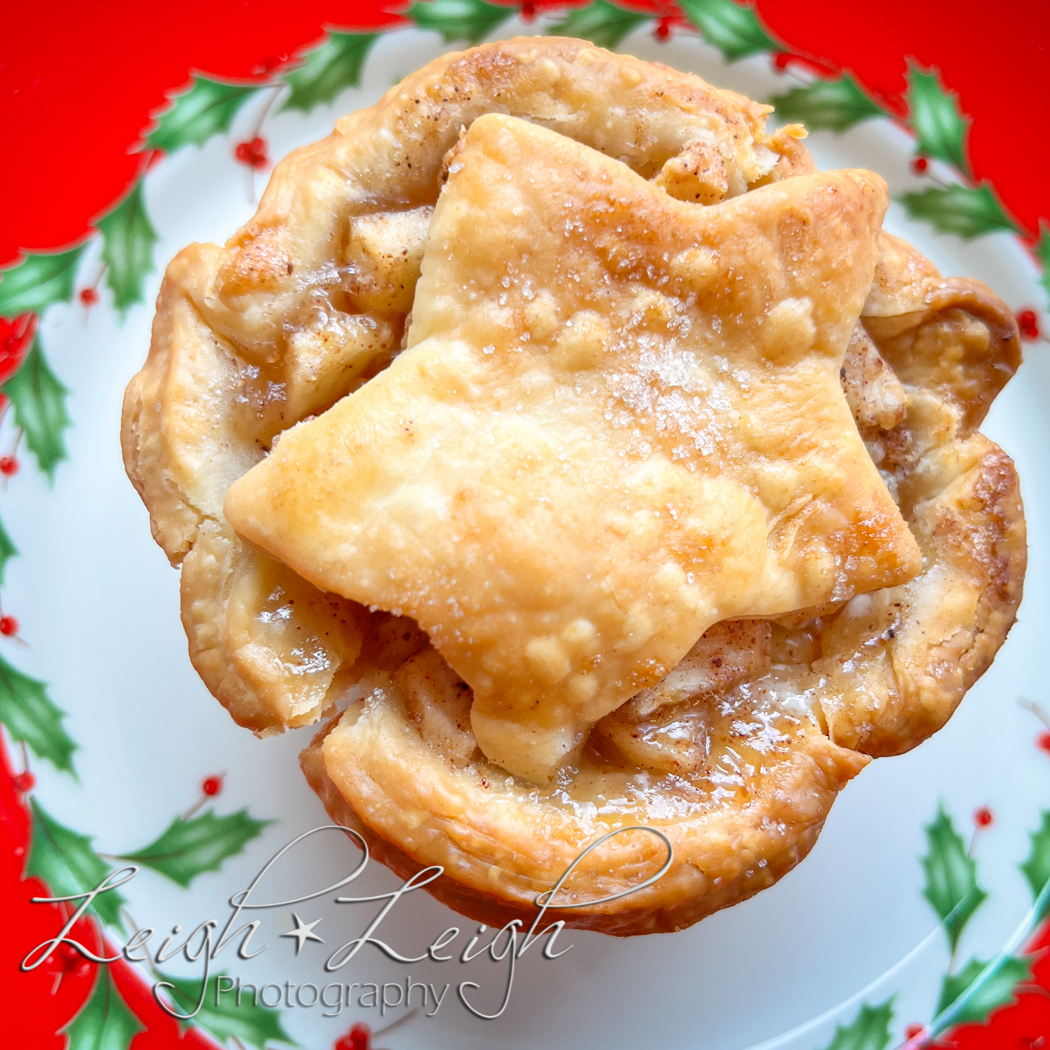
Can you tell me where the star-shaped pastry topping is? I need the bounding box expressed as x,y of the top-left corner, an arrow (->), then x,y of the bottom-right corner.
280,912 -> 324,954
226,114 -> 920,782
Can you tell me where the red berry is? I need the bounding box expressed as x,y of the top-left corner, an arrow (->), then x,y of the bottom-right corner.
235,137 -> 268,170
911,156 -> 929,174
654,17 -> 672,40
1017,308 -> 1040,340
520,1 -> 535,21
1038,730 -> 1050,754
0,615 -> 18,636
335,1023 -> 371,1050
974,806 -> 993,827
202,775 -> 223,796
12,770 -> 34,793
47,941 -> 92,978
772,52 -> 792,72
0,313 -> 35,386
59,942 -> 92,978
904,1022 -> 925,1040
79,287 -> 99,306
0,457 -> 19,477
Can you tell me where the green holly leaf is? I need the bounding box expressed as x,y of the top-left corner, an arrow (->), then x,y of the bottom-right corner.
0,512 -> 18,586
818,1000 -> 893,1050
906,63 -> 970,174
157,971 -> 295,1048
281,31 -> 379,112
900,183 -> 1018,240
25,798 -> 124,928
405,0 -> 514,44
2,334 -> 72,482
1036,224 -> 1050,307
771,73 -> 887,133
1021,810 -> 1050,919
677,0 -> 777,61
96,178 -> 159,314
0,651 -> 76,775
934,955 -> 1032,1027
547,1 -> 649,49
118,808 -> 270,888
61,967 -> 144,1050
0,245 -> 87,320
936,956 -> 987,1016
921,805 -> 987,951
144,74 -> 263,153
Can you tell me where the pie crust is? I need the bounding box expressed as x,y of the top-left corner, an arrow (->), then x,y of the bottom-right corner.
121,37 -> 1025,934
225,114 -> 921,781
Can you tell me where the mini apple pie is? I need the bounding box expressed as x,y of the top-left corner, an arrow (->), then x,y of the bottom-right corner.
122,38 -> 1025,934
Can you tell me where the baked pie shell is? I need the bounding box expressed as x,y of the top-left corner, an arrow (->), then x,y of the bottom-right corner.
120,37 -> 1026,935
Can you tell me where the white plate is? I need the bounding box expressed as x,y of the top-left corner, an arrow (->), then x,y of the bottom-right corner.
13,17 -> 1048,1050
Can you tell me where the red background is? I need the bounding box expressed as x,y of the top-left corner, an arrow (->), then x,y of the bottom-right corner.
2,1 -> 1049,1046
1,0 -> 1049,266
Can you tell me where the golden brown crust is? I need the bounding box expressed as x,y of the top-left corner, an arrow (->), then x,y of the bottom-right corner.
121,37 -> 1025,934
815,436 -> 1025,754
302,685 -> 867,936
812,263 -> 1025,754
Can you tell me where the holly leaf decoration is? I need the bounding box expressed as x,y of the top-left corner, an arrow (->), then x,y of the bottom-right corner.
157,971 -> 294,1048
96,178 -> 159,314
25,799 -> 125,928
921,805 -> 987,951
0,245 -> 86,320
900,183 -> 1018,240
1021,810 -> 1050,919
906,63 -> 970,174
144,74 -> 263,153
281,31 -> 379,112
934,955 -> 1032,1027
118,808 -> 270,888
771,74 -> 887,133
2,334 -> 72,482
61,967 -> 144,1050
677,0 -> 777,62
0,512 -> 17,586
1036,224 -> 1050,306
547,1 -> 649,49
818,1000 -> 893,1050
405,0 -> 515,44
0,651 -> 76,775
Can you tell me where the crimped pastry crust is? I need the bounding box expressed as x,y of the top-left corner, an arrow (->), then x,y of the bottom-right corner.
301,699 -> 867,936
121,37 -> 1025,934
